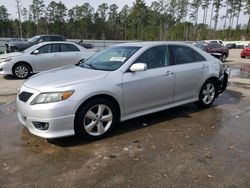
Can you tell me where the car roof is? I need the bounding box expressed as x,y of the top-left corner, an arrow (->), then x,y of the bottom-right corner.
113,41 -> 193,48
37,35 -> 64,37
39,41 -> 77,45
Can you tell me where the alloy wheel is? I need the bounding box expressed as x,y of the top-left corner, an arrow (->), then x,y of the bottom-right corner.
202,83 -> 215,105
83,104 -> 113,136
15,66 -> 29,78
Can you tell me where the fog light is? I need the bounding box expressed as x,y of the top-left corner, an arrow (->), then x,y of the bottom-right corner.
32,121 -> 49,130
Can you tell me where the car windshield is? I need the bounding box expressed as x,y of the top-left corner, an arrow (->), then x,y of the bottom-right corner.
79,46 -> 141,71
28,36 -> 40,43
23,43 -> 43,53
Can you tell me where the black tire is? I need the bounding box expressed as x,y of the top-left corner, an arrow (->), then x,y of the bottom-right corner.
221,54 -> 227,62
13,63 -> 31,79
196,80 -> 217,108
241,56 -> 245,59
74,98 -> 118,140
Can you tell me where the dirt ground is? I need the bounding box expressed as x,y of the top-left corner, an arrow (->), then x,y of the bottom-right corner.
0,49 -> 250,187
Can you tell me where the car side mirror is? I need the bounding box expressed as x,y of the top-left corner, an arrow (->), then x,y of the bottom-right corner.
130,63 -> 147,72
33,50 -> 39,55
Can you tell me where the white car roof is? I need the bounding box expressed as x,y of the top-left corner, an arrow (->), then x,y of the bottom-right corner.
114,41 -> 193,48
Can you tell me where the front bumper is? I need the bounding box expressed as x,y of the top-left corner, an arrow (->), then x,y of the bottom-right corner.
0,62 -> 12,75
16,85 -> 76,138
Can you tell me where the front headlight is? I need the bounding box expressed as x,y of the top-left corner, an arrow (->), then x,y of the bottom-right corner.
30,90 -> 74,105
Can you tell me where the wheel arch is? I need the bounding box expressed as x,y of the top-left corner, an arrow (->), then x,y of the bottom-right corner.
12,61 -> 33,73
200,76 -> 220,96
74,94 -> 121,124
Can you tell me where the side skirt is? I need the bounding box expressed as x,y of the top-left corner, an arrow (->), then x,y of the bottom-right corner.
121,98 -> 198,122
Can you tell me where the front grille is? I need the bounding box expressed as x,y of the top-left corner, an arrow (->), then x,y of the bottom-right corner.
19,92 -> 33,102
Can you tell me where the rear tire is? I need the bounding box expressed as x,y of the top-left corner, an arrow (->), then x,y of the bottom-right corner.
13,63 -> 31,79
74,98 -> 118,140
221,54 -> 227,62
196,80 -> 217,107
241,56 -> 245,59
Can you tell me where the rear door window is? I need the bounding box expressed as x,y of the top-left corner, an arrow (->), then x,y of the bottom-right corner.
51,36 -> 64,41
59,44 -> 80,52
170,45 -> 206,65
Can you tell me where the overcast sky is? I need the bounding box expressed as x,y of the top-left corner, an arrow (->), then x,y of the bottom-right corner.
0,0 -> 248,29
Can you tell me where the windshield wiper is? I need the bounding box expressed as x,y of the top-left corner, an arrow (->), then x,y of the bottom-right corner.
85,63 -> 97,70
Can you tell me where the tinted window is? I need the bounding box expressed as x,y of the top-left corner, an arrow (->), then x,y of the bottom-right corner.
134,45 -> 169,69
171,45 -> 206,64
41,36 -> 51,42
51,36 -> 64,41
37,44 -> 58,54
209,43 -> 222,48
60,44 -> 80,52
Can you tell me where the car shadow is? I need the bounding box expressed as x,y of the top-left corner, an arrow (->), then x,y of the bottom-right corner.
48,89 -> 244,147
48,103 -> 202,147
3,75 -> 16,80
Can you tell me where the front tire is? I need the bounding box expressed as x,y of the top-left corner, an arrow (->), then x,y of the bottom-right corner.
75,98 -> 118,140
13,63 -> 31,79
196,80 -> 216,107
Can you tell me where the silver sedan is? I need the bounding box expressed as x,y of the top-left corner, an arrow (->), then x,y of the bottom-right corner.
16,42 -> 228,139
0,42 -> 97,79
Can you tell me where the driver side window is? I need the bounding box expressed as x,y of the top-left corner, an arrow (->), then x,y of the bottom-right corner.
134,45 -> 169,69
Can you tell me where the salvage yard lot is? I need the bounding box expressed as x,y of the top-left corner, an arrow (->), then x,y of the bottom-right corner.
0,49 -> 250,187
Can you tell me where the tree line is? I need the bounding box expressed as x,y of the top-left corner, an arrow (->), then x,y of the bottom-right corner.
0,0 -> 249,41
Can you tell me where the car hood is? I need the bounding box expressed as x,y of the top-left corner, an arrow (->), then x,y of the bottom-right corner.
0,52 -> 23,59
6,41 -> 29,46
23,66 -> 110,91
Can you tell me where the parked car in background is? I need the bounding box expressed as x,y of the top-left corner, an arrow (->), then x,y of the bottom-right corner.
204,40 -> 224,46
194,42 -> 229,62
6,38 -> 25,43
236,44 -> 244,49
16,42 -> 228,139
5,35 -> 66,53
0,42 -> 97,79
241,46 -> 250,58
77,40 -> 93,49
226,43 -> 236,49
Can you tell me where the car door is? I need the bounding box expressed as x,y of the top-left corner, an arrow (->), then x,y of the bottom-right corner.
58,43 -> 81,67
31,43 -> 59,72
208,43 -> 222,53
122,45 -> 175,115
169,45 -> 209,102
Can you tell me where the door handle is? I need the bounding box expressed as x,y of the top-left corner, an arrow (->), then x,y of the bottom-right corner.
165,71 -> 174,76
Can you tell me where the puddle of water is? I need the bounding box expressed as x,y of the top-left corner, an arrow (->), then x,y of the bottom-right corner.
230,66 -> 250,79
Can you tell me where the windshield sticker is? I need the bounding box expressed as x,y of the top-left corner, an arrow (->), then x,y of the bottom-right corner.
110,57 -> 126,62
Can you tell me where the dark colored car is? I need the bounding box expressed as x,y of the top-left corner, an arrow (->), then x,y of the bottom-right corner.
5,35 -> 66,53
241,46 -> 250,58
195,43 -> 229,62
226,43 -> 236,49
77,40 -> 93,49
